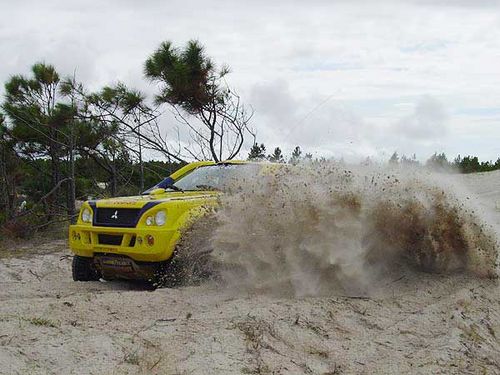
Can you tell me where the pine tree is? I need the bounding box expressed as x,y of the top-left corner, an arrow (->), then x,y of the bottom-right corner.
145,40 -> 252,162
268,147 -> 284,163
289,146 -> 302,165
248,143 -> 266,160
389,151 -> 399,165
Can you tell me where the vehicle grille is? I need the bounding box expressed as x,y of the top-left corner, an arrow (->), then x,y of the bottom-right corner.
94,208 -> 141,227
98,234 -> 123,246
129,235 -> 136,247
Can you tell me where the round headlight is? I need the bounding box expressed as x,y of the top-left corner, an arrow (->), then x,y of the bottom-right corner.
81,208 -> 92,223
145,216 -> 154,226
155,211 -> 167,226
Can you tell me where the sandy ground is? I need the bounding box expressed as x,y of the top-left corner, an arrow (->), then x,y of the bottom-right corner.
1,171 -> 500,375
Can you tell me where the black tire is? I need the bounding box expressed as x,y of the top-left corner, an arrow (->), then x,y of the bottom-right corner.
72,255 -> 100,281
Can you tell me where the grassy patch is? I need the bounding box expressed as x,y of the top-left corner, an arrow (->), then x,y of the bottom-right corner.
0,315 -> 58,328
307,347 -> 329,359
124,350 -> 140,365
27,317 -> 58,328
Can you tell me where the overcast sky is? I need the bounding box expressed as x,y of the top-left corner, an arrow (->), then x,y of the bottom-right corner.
1,0 -> 500,162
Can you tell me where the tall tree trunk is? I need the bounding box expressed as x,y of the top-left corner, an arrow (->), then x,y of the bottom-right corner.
110,162 -> 117,197
47,123 -> 61,220
67,102 -> 77,223
67,134 -> 76,223
138,127 -> 144,192
0,143 -> 13,221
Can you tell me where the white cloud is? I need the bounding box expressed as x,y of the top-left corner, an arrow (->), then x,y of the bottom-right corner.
393,96 -> 448,140
1,0 -> 499,161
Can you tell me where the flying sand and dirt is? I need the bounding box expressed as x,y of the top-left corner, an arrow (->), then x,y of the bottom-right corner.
0,164 -> 499,374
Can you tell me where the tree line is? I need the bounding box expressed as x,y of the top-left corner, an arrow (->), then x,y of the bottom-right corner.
247,144 -> 313,164
388,152 -> 500,173
249,146 -> 500,174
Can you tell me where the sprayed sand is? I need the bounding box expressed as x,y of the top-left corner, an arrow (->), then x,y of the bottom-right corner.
0,169 -> 500,374
211,164 -> 498,297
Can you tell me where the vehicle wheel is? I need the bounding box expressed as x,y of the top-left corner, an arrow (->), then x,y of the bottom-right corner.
72,255 -> 100,281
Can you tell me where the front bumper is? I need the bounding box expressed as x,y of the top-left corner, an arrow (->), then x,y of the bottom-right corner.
68,224 -> 180,262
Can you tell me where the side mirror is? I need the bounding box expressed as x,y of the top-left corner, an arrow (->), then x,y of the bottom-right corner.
149,188 -> 166,195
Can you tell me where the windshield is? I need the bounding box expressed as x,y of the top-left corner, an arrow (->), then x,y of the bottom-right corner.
144,163 -> 261,193
174,164 -> 261,191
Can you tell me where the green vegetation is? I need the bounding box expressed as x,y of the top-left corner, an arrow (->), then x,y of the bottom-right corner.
27,317 -> 58,328
251,145 -> 500,174
144,40 -> 253,162
0,315 -> 58,327
0,40 -> 250,239
391,152 -> 500,173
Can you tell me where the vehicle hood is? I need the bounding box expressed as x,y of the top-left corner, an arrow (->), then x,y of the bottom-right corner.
92,190 -> 219,208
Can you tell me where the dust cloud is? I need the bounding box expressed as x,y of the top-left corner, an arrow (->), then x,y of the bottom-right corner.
179,162 -> 499,297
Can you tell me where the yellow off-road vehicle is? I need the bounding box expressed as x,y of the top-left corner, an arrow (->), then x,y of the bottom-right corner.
69,160 -> 261,283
